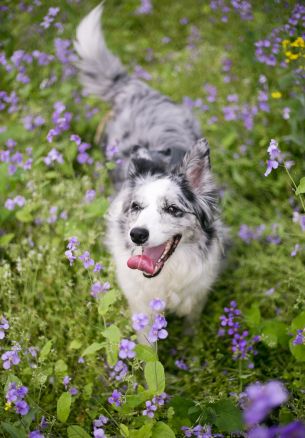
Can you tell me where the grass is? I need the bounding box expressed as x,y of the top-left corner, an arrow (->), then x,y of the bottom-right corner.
0,0 -> 305,436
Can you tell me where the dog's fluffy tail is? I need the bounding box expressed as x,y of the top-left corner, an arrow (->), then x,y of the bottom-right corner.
75,4 -> 128,103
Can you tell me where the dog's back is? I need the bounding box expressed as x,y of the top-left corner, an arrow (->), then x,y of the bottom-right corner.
75,5 -> 202,187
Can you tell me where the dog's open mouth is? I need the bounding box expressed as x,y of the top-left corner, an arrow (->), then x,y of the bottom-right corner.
127,234 -> 181,278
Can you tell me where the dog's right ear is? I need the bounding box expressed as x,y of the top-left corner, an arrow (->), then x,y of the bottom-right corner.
176,138 -> 211,193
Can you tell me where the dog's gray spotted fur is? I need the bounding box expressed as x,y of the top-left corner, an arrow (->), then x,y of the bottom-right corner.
76,6 -> 227,337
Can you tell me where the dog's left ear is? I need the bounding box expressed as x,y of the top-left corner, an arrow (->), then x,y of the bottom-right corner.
178,138 -> 211,191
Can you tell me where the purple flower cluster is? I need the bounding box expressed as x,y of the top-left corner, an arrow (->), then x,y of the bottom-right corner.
0,90 -> 19,113
22,114 -> 45,131
0,139 -> 32,175
132,313 -> 149,331
108,389 -> 123,406
85,189 -> 96,203
242,381 -> 288,427
238,224 -> 265,244
40,7 -> 60,29
219,301 -> 260,367
249,421 -> 305,438
43,148 -> 64,166
4,196 -> 26,211
175,359 -> 189,371
64,236 -> 80,266
210,0 -> 253,22
255,4 -> 305,67
47,102 -> 72,143
142,392 -> 168,418
135,0 -> 152,15
93,415 -> 108,438
183,96 -> 209,112
181,424 -> 216,437
264,139 -> 281,177
293,329 -> 305,345
54,38 -> 77,78
29,431 -> 45,438
0,316 -> 9,339
133,65 -> 152,81
293,211 -> 305,232
2,347 -> 21,369
131,299 -> 168,343
90,281 -> 110,298
119,339 -> 136,359
70,134 -> 93,165
109,360 -> 128,381
5,382 -> 29,416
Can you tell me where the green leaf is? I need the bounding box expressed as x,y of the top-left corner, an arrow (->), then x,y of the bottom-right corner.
151,422 -> 175,438
55,359 -> 68,376
57,392 -> 72,423
120,424 -> 130,437
15,206 -> 33,223
81,342 -> 104,357
83,197 -> 109,219
213,399 -> 243,433
296,177 -> 305,195
169,396 -> 195,422
68,339 -> 82,350
98,289 -> 118,316
261,320 -> 289,348
67,425 -> 91,438
244,304 -> 261,328
291,312 -> 305,331
1,422 -> 27,438
0,233 -> 14,247
39,340 -> 52,362
123,391 -> 151,410
130,423 -> 154,438
102,324 -> 121,343
83,383 -> 93,400
135,344 -> 158,362
144,361 -> 165,395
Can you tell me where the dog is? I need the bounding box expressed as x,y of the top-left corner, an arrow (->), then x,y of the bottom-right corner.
75,5 -> 226,335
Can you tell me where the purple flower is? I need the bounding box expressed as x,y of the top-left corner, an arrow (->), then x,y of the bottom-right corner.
93,429 -> 105,438
108,389 -> 122,406
63,375 -> 71,389
119,339 -> 136,359
29,431 -> 45,438
152,392 -> 168,406
135,0 -> 152,15
65,250 -> 76,266
67,236 -> 79,251
44,148 -> 64,166
134,65 -> 152,81
148,314 -> 168,343
109,360 -> 128,381
1,350 -> 21,369
132,313 -> 149,331
90,281 -> 110,298
175,359 -> 189,371
93,263 -> 104,273
94,415 -> 108,428
69,387 -> 78,396
85,189 -> 96,203
142,400 -> 157,418
150,298 -> 166,312
291,244 -> 300,257
293,329 -> 304,346
79,251 -> 94,269
0,316 -> 9,339
243,381 -> 288,426
15,400 -> 30,416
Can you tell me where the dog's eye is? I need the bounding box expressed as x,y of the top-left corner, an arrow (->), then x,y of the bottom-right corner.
165,205 -> 183,217
130,202 -> 142,212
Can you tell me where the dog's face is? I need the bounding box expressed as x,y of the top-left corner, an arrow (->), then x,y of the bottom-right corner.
121,139 -> 219,278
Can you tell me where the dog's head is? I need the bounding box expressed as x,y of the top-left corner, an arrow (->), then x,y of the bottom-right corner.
120,138 -> 219,278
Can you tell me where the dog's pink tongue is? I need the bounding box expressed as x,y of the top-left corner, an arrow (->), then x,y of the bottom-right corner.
127,243 -> 166,275
127,255 -> 155,274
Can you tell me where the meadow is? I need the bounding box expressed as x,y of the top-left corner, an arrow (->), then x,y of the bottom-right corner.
1,0 -> 305,437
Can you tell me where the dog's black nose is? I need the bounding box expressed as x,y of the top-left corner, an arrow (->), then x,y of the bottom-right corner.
130,227 -> 149,245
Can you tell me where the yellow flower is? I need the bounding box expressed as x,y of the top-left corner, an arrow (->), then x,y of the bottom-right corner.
282,39 -> 290,48
4,402 -> 12,411
291,37 -> 305,48
271,91 -> 282,99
